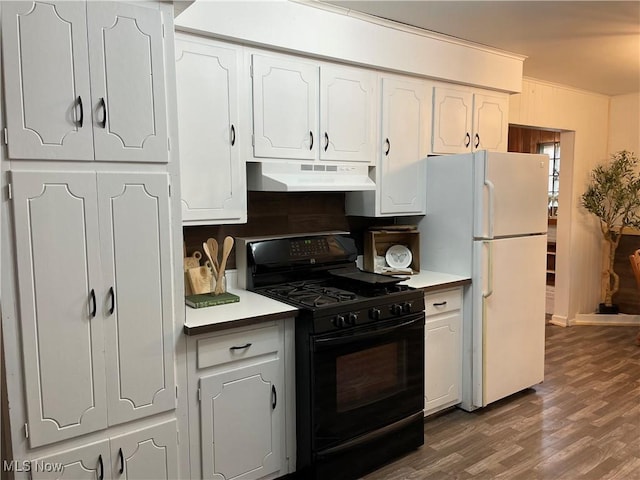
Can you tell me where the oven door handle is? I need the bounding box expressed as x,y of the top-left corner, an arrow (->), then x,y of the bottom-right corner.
313,315 -> 424,349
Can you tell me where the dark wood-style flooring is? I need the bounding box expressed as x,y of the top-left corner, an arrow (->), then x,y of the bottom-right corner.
364,325 -> 640,480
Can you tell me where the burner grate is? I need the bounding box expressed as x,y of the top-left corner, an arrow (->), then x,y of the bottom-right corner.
265,281 -> 357,307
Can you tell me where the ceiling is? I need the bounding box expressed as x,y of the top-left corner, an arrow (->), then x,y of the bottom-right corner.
323,1 -> 640,96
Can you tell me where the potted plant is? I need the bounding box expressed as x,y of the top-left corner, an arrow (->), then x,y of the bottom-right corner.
581,150 -> 640,313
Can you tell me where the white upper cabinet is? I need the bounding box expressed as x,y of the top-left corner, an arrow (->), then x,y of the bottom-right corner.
87,2 -> 168,162
251,52 -> 376,163
345,75 -> 429,217
1,1 -> 169,162
176,34 -> 247,224
11,170 -> 176,448
379,76 -> 429,215
320,65 -> 376,163
252,54 -> 318,161
472,93 -> 509,152
431,86 -> 508,154
2,2 -> 94,160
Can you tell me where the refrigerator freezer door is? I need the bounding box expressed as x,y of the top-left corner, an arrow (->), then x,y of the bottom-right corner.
473,234 -> 546,407
474,151 -> 549,239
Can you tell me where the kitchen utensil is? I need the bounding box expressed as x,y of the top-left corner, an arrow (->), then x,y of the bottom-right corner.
184,250 -> 202,271
385,245 -> 412,269
187,266 -> 212,295
206,238 -> 219,271
214,236 -> 234,294
202,242 -> 219,277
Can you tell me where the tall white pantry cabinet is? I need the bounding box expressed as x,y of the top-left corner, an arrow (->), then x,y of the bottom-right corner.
0,2 -> 186,479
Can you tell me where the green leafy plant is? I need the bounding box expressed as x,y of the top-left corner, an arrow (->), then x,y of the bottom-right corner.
581,150 -> 640,307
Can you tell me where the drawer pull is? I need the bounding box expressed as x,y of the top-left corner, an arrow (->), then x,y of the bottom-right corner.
272,385 -> 277,409
98,454 -> 104,480
432,301 -> 448,307
229,343 -> 252,351
118,447 -> 124,474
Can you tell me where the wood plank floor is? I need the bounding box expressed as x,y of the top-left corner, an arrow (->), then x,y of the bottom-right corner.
364,325 -> 640,480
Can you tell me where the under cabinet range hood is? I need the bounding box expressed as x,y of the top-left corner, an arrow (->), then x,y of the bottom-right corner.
247,161 -> 376,192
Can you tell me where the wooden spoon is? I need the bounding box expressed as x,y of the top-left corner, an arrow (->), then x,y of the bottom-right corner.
215,236 -> 234,294
206,238 -> 219,271
202,242 -> 218,277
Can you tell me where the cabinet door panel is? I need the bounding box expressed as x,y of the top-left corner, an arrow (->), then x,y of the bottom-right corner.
98,173 -> 176,426
473,93 -> 509,152
110,420 -> 178,480
176,36 -> 246,224
432,87 -> 473,154
380,78 -> 428,215
87,2 -> 168,162
2,2 -> 93,160
200,359 -> 283,480
252,54 -> 318,160
31,440 -> 111,480
320,66 -> 375,163
425,312 -> 461,413
11,171 -> 107,447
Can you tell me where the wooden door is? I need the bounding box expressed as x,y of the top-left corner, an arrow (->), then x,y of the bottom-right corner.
30,439 -> 111,480
379,77 -> 429,215
87,2 -> 168,163
252,54 -> 318,160
431,86 -> 473,154
1,2 -> 94,160
11,171 -> 107,447
98,173 -> 176,426
200,359 -> 283,480
320,65 -> 376,163
176,35 -> 246,224
109,421 -> 178,480
473,93 -> 509,152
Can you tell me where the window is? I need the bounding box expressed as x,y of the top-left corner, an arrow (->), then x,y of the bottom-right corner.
539,141 -> 560,217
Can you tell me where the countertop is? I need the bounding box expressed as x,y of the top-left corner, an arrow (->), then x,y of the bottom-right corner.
183,269 -> 471,335
398,270 -> 471,291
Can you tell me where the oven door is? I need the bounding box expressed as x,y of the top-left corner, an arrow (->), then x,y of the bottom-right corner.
311,312 -> 424,451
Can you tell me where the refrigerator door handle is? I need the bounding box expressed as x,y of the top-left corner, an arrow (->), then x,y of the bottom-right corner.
482,241 -> 494,298
485,178 -> 495,239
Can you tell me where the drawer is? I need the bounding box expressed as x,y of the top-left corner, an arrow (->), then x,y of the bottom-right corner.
197,324 -> 280,369
425,288 -> 462,317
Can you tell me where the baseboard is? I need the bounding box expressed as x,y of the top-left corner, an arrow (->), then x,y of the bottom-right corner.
550,315 -> 569,327
573,313 -> 640,326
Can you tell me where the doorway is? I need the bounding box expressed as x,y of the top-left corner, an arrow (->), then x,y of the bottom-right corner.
508,126 -> 561,318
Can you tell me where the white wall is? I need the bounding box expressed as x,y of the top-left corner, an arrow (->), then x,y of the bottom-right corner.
608,92 -> 640,155
509,78 -> 611,323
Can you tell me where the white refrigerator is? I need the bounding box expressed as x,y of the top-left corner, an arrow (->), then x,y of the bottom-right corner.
421,150 -> 549,410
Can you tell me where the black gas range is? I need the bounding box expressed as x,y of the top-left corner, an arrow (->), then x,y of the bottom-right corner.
237,233 -> 425,480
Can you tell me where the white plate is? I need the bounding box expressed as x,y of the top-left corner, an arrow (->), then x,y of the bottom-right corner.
385,245 -> 412,269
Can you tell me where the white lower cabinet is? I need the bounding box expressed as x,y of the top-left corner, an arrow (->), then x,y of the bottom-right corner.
424,287 -> 463,416
30,420 -> 178,480
187,320 -> 294,480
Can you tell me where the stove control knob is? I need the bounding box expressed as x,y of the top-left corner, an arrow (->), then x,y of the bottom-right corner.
391,304 -> 403,316
369,308 -> 381,320
333,315 -> 346,328
348,312 -> 358,325
402,302 -> 413,314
